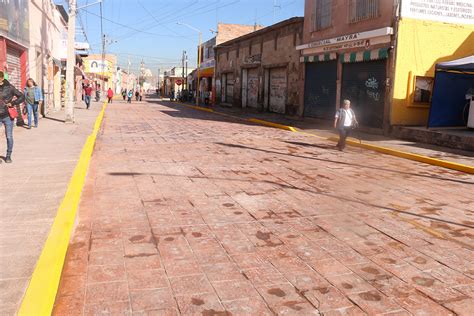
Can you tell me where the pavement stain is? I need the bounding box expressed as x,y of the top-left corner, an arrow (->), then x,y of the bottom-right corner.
268,288 -> 286,297
358,291 -> 382,301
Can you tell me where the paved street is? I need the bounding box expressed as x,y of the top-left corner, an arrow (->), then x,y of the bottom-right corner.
53,97 -> 473,315
0,102 -> 102,314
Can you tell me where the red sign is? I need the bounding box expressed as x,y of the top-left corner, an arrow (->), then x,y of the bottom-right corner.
176,79 -> 183,86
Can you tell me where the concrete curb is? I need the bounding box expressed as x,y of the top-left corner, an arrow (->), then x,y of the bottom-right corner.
176,102 -> 474,174
18,102 -> 108,316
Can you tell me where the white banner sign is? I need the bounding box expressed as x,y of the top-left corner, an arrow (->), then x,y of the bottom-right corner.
296,27 -> 393,50
401,0 -> 474,25
302,35 -> 391,55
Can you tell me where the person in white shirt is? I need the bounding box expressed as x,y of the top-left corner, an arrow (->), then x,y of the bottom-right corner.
334,99 -> 358,151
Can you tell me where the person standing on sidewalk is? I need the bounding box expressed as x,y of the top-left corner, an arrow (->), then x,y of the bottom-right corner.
84,84 -> 92,109
334,99 -> 358,151
121,88 -> 127,101
107,87 -> 114,103
127,89 -> 133,103
24,78 -> 43,129
0,71 -> 25,163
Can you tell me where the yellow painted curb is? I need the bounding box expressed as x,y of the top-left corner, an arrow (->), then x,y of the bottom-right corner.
18,102 -> 108,316
248,118 -> 298,132
174,101 -> 474,174
334,137 -> 474,174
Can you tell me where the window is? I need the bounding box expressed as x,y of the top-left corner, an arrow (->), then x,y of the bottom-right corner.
314,0 -> 332,31
349,0 -> 379,23
414,76 -> 434,103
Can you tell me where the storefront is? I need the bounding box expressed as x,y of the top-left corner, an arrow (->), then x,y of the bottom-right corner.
299,27 -> 393,128
340,49 -> 388,128
303,54 -> 337,119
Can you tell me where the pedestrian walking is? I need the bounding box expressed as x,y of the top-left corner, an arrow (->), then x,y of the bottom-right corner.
84,84 -> 92,109
135,90 -> 140,101
334,99 -> 358,151
122,89 -> 126,100
107,87 -> 114,103
127,90 -> 133,103
139,88 -> 143,101
24,78 -> 43,129
0,71 -> 25,163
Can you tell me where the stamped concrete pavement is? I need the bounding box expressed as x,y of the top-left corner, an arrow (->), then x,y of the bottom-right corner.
54,98 -> 474,315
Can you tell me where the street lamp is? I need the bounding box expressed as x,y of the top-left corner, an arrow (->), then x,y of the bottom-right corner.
177,22 -> 202,106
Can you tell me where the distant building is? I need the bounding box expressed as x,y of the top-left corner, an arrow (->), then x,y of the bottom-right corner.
215,17 -> 304,115
83,54 -> 117,92
193,23 -> 264,104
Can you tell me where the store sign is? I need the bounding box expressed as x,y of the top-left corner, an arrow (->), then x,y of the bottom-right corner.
401,0 -> 474,24
75,42 -> 90,51
297,27 -> 393,50
84,59 -> 113,76
302,35 -> 391,55
176,79 -> 183,86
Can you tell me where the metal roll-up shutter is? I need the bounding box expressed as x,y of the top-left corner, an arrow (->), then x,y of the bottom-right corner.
269,67 -> 287,114
304,60 -> 337,119
6,46 -> 22,89
341,60 -> 386,128
226,73 -> 234,104
247,68 -> 259,108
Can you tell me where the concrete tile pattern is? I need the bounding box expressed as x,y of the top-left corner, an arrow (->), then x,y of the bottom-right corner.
54,98 -> 473,315
0,103 -> 102,314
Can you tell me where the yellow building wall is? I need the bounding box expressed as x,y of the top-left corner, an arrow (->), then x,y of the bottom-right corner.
391,18 -> 474,126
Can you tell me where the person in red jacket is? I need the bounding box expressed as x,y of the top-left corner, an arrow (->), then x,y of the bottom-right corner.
107,87 -> 114,103
84,84 -> 92,109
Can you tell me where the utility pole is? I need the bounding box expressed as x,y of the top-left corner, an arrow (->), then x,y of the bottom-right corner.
65,0 -> 77,123
127,56 -> 131,90
181,50 -> 185,94
197,32 -> 202,106
184,51 -> 188,90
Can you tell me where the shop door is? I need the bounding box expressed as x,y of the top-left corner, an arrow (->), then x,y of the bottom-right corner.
247,68 -> 259,108
341,60 -> 386,128
225,73 -> 234,104
269,67 -> 287,114
6,46 -> 21,89
304,61 -> 337,119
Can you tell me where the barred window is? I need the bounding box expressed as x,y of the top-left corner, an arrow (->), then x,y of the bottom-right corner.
349,0 -> 379,23
314,0 -> 332,31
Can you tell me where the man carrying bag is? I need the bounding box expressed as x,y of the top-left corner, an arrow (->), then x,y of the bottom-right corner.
334,99 -> 358,152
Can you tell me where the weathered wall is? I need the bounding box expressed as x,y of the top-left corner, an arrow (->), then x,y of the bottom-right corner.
216,18 -> 303,115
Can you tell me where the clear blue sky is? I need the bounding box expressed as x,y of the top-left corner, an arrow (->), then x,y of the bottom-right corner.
68,0 -> 304,76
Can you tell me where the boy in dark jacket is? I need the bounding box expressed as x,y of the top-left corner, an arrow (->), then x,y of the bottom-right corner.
0,71 -> 25,163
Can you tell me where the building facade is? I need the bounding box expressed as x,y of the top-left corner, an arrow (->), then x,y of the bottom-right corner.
194,23 -> 264,104
300,0 -> 474,131
83,54 -> 117,92
215,17 -> 304,115
28,0 -> 68,113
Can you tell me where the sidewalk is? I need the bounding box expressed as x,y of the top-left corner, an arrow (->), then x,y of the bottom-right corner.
204,103 -> 474,167
0,102 -> 102,314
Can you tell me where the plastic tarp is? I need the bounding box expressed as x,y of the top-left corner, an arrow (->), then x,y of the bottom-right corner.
427,56 -> 474,128
436,55 -> 474,71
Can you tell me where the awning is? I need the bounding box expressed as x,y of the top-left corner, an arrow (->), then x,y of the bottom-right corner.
340,48 -> 389,63
436,55 -> 474,72
52,58 -> 62,68
300,53 -> 337,63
